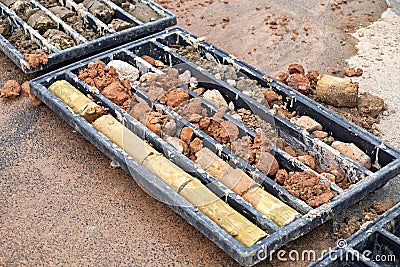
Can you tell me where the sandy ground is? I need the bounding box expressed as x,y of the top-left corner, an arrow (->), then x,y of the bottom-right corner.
1,0 -> 400,266
347,8 -> 400,148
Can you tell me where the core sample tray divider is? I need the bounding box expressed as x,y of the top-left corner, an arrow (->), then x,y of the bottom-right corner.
0,0 -> 176,73
29,27 -> 400,266
309,202 -> 400,266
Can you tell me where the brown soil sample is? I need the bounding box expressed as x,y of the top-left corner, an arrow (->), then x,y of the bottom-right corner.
231,136 -> 252,162
0,80 -> 21,99
327,168 -> 350,190
263,90 -> 283,107
306,70 -> 320,89
7,29 -> 42,54
357,92 -> 385,119
174,98 -> 208,120
119,2 -> 162,23
108,19 -> 132,32
337,199 -> 393,239
43,29 -> 76,50
27,10 -> 57,35
324,105 -> 381,133
24,53 -> 49,69
47,5 -> 103,40
128,102 -> 173,137
236,108 -> 281,145
0,17 -> 11,36
21,81 -> 42,106
81,0 -> 115,24
276,170 -> 335,208
38,0 -> 59,8
77,61 -> 132,109
8,0 -> 32,21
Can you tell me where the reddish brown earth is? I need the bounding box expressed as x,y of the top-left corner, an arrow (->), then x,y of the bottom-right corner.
0,80 -> 21,99
275,170 -> 335,208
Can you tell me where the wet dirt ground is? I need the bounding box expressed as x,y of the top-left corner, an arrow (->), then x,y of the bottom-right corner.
1,0 -> 400,266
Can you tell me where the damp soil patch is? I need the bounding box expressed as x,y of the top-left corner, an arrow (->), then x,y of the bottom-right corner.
37,0 -> 104,40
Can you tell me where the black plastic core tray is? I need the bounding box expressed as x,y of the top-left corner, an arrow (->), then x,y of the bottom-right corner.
309,202 -> 400,267
29,27 -> 400,266
0,0 -> 176,73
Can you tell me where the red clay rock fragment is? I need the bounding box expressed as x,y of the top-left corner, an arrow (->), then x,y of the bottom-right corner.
102,81 -> 132,107
203,89 -> 228,109
312,130 -> 328,139
331,141 -> 371,169
0,80 -> 21,99
141,55 -> 156,66
296,155 -> 317,170
306,70 -> 320,89
263,91 -> 282,106
189,137 -> 203,154
254,151 -> 279,176
144,111 -> 168,136
284,146 -> 297,157
331,67 -> 340,74
181,127 -> 194,144
191,111 -> 239,145
288,63 -> 305,75
275,72 -> 289,84
294,116 -> 323,132
249,131 -> 278,176
24,53 -> 48,69
78,61 -> 132,109
275,169 -> 289,184
21,81 -> 41,106
159,87 -> 189,108
345,67 -> 363,77
287,73 -> 311,95
129,103 -> 152,120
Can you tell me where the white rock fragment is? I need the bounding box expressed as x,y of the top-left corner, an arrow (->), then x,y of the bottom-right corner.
165,136 -> 185,154
189,77 -> 198,88
228,101 -> 235,111
179,70 -> 191,84
203,89 -> 228,109
294,116 -> 323,132
226,79 -> 237,87
107,60 -> 140,82
331,141 -> 372,169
